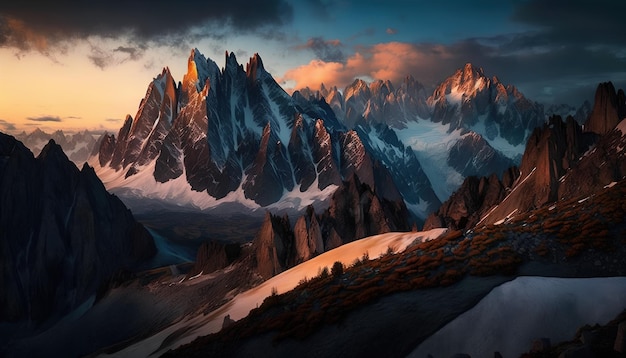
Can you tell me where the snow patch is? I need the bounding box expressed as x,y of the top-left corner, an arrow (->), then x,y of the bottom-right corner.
410,276 -> 626,358
406,199 -> 432,221
394,120 -> 465,201
470,115 -> 525,159
90,157 -> 337,214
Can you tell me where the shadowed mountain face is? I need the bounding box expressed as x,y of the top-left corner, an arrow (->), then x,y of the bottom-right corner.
0,134 -> 155,323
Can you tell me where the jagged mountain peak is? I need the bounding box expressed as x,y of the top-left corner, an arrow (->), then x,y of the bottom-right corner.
461,62 -> 485,81
183,49 -> 204,92
0,133 -> 155,324
38,138 -> 70,163
431,63 -> 490,101
344,78 -> 371,99
246,52 -> 266,81
370,79 -> 395,96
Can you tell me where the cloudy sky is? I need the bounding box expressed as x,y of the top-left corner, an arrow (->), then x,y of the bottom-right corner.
1,0 -> 625,133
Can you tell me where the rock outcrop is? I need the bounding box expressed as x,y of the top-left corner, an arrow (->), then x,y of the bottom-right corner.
584,81 -> 624,135
254,212 -> 294,279
424,168 -> 518,231
293,206 -> 324,264
188,241 -> 242,277
0,134 -> 155,323
252,175 -> 410,279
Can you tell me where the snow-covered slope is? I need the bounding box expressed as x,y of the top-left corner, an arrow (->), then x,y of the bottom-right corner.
101,228 -> 447,358
410,276 -> 626,358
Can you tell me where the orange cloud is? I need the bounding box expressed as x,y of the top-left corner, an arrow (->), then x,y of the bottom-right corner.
281,41 -> 460,92
280,59 -> 350,91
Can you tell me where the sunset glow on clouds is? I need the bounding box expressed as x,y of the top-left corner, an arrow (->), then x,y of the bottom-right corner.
282,42 -> 457,92
1,1 -> 626,133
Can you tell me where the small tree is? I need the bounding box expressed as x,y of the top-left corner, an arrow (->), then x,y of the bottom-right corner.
361,251 -> 370,262
331,261 -> 344,278
319,266 -> 330,279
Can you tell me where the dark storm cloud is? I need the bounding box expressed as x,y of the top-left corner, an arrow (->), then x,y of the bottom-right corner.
297,37 -> 345,62
87,44 -> 148,69
511,0 -> 626,47
0,119 -> 16,131
368,1 -> 626,105
114,46 -> 146,61
27,115 -> 62,122
397,37 -> 626,105
0,0 -> 293,51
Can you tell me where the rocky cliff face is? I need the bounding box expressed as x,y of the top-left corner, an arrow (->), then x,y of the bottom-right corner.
0,134 -> 155,323
293,206 -> 324,263
584,82 -> 625,135
254,212 -> 295,279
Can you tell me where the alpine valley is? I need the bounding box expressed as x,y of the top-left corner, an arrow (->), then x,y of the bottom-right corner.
2,47 -> 626,358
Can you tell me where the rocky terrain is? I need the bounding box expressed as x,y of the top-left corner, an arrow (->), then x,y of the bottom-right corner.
93,50 -> 551,222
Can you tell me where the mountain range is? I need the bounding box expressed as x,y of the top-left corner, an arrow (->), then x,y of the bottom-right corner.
91,49 -> 549,222
15,128 -> 99,165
